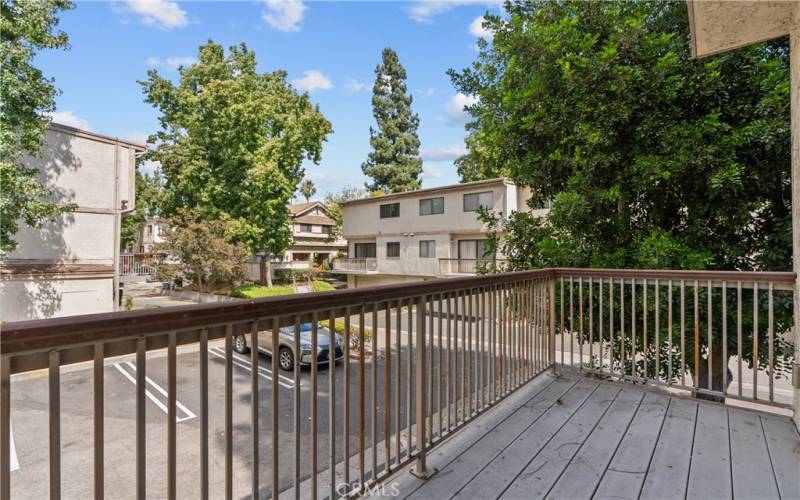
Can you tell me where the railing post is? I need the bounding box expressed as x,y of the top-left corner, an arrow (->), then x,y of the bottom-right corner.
790,27 -> 800,428
549,277 -> 557,376
412,295 -> 432,478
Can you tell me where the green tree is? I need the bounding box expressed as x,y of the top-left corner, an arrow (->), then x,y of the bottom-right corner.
140,41 -> 332,286
121,168 -> 163,251
0,0 -> 74,256
361,48 -> 422,193
323,185 -> 368,241
299,178 -> 316,203
155,208 -> 248,298
452,1 -> 791,394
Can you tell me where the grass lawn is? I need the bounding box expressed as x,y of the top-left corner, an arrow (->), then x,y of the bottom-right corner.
230,284 -> 295,298
312,280 -> 335,292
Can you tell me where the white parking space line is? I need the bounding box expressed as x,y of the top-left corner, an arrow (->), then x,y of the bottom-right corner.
113,362 -> 197,422
207,348 -> 295,389
9,422 -> 18,472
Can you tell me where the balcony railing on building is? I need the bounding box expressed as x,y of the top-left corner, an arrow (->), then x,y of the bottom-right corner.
119,253 -> 162,277
438,258 -> 506,275
331,257 -> 378,273
0,267 -> 796,499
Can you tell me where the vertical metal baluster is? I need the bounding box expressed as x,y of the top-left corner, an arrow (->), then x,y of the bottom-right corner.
293,317 -> 301,500
680,281 -> 686,387
737,282 -> 743,397
136,339 -> 145,500
329,311 -> 336,500
446,294 -> 453,431
460,291 -> 466,420
94,343 -> 104,500
358,307 -> 365,487
722,283 -> 728,396
0,357 -> 9,500
271,318 -> 280,500
609,279 -> 614,374
589,277 -> 593,371
668,281 -> 673,384
428,295 -> 434,444
344,309 -> 351,490
438,294 -> 443,437
707,281 -> 713,392
478,289 -> 484,410
199,330 -> 209,500
311,315 -> 318,498
694,281 -> 700,393
569,276 -> 574,368
384,302 -> 391,473
167,332 -> 177,500
599,278 -> 604,373
407,300 -> 414,457
490,287 -> 495,403
560,277 -> 564,367
753,282 -> 759,400
631,279 -> 636,378
414,295 -> 428,476
654,280 -> 659,383
579,277 -> 584,371
396,300 -> 402,463
371,306 -> 378,480
620,278 -> 625,376
250,322 -> 259,499
643,280 -> 648,379
467,289 -> 473,416
768,283 -> 774,402
225,325 -> 233,500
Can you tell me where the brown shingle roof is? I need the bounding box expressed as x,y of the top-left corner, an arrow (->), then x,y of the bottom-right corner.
287,201 -> 319,215
294,214 -> 334,225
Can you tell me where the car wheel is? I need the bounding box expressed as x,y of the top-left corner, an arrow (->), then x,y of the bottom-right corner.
278,347 -> 294,371
233,335 -> 249,354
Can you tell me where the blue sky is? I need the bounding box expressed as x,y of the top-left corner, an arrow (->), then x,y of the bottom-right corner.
38,0 -> 500,198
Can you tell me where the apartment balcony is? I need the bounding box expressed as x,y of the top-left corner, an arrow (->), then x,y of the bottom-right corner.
439,257 -> 506,276
1,268 -> 798,499
331,257 -> 378,274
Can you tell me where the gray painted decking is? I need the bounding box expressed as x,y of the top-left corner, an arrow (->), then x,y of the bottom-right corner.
386,372 -> 800,500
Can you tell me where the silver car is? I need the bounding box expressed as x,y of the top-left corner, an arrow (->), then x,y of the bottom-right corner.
233,322 -> 344,371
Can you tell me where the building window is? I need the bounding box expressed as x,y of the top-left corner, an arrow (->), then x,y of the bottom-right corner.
419,240 -> 436,258
386,242 -> 400,258
299,223 -> 312,232
380,203 -> 400,218
322,225 -> 332,234
532,197 -> 553,210
463,191 -> 493,212
419,197 -> 444,216
354,243 -> 376,258
147,225 -> 153,235
458,239 -> 491,259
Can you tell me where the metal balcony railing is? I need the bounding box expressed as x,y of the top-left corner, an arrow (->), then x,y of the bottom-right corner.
119,253 -> 162,277
438,258 -> 506,275
0,268 -> 795,498
331,258 -> 378,273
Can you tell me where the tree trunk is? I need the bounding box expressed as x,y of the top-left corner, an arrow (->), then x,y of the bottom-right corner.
266,259 -> 273,287
692,339 -> 731,403
259,255 -> 267,284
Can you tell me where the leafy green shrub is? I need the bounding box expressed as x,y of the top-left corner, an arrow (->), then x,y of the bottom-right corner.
231,285 -> 294,299
329,320 -> 373,350
312,280 -> 335,292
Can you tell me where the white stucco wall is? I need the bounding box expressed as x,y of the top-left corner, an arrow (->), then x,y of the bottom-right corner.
9,212 -> 115,264
0,278 -> 114,322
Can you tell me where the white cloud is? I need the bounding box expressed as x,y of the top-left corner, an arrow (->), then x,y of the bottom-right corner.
262,0 -> 307,32
445,93 -> 479,124
124,131 -> 150,144
146,56 -> 197,71
421,145 -> 468,161
345,79 -> 369,92
420,87 -> 435,97
49,111 -> 90,131
125,0 -> 187,29
292,70 -> 333,92
139,160 -> 161,176
422,164 -> 443,179
408,0 -> 501,23
469,15 -> 493,39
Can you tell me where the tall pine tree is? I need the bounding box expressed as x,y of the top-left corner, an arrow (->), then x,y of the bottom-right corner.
361,48 -> 422,193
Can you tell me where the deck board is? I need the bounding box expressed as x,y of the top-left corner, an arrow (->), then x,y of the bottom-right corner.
685,403 -> 732,500
453,379 -> 598,498
374,372 -> 798,500
639,397 -> 698,500
404,376 -> 577,500
760,413 -> 800,500
592,391 -> 671,500
546,387 -> 644,499
498,383 -> 620,499
729,408 -> 780,499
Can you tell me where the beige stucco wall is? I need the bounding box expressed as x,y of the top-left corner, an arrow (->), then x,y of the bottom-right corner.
10,212 -> 116,264
0,278 -> 114,322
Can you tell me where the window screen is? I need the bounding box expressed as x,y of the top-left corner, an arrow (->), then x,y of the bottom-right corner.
463,191 -> 493,212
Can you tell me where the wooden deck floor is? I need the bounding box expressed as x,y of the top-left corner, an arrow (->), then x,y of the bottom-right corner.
387,372 -> 800,500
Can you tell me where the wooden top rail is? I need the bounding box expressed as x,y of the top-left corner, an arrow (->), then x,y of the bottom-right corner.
1,268 -> 794,359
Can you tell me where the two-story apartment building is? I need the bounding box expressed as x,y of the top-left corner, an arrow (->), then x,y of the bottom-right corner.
0,123 -> 144,321
334,178 -> 547,288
